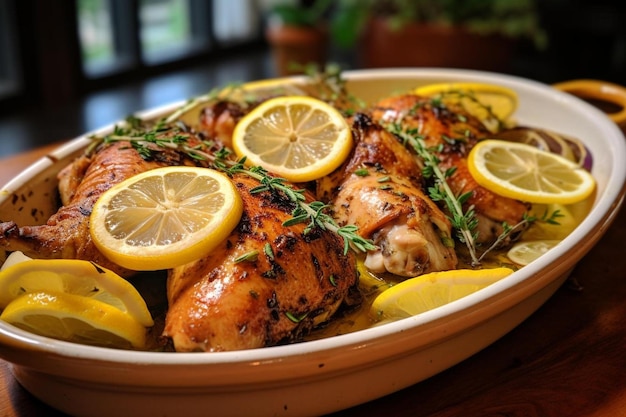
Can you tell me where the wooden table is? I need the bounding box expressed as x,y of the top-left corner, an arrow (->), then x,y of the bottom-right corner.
0,145 -> 625,417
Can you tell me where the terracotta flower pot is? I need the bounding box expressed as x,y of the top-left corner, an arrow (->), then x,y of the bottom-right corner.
359,18 -> 514,72
266,25 -> 328,76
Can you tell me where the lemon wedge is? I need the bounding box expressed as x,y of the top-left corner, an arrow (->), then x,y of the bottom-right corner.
370,267 -> 514,320
507,240 -> 561,266
467,140 -> 596,204
232,95 -> 352,182
1,291 -> 147,349
415,82 -> 518,131
90,166 -> 243,271
0,255 -> 153,327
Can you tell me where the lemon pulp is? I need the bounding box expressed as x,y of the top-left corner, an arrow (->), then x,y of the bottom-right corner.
467,140 -> 596,204
0,252 -> 153,348
90,166 -> 243,271
232,95 -> 352,182
0,254 -> 153,326
370,267 -> 514,320
507,240 -> 561,266
1,291 -> 147,349
415,82 -> 518,131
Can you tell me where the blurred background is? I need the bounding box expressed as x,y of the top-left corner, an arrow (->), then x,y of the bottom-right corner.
0,0 -> 624,158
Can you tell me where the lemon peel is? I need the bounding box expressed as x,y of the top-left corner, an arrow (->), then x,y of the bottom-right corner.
415,82 -> 518,131
507,240 -> 561,266
0,254 -> 153,326
467,140 -> 595,204
232,95 -> 352,182
90,166 -> 243,271
370,267 -> 514,320
1,291 -> 147,349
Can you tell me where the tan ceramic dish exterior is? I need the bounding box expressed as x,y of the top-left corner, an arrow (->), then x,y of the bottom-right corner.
0,69 -> 624,417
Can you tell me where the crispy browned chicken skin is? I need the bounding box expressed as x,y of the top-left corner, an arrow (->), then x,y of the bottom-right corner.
318,113 -> 457,277
372,94 -> 530,244
0,139 -> 201,277
197,100 -> 250,149
164,174 -> 358,352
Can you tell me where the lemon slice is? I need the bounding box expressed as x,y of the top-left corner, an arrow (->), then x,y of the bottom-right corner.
415,82 -> 518,131
90,166 -> 243,271
232,95 -> 352,182
176,78 -> 308,126
467,140 -> 596,204
370,267 -> 514,320
227,78 -> 307,100
507,240 -> 561,266
0,254 -> 153,326
1,291 -> 147,349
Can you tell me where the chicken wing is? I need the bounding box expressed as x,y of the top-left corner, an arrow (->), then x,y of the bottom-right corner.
317,113 -> 457,277
164,174 -> 358,352
372,94 -> 530,245
0,139 -> 201,277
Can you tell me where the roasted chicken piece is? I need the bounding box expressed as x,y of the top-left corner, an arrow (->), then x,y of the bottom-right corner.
317,113 -> 457,277
371,94 -> 530,244
0,138 -> 203,277
196,100 -> 250,149
164,174 -> 358,352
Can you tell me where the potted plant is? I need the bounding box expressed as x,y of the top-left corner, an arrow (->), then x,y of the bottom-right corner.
330,0 -> 547,71
265,0 -> 333,76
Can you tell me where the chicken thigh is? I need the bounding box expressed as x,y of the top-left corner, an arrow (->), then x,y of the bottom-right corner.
372,94 -> 530,244
318,113 -> 457,277
164,174 -> 358,352
0,138 -> 202,277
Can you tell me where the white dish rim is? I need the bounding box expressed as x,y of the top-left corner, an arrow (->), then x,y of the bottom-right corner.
0,67 -> 624,372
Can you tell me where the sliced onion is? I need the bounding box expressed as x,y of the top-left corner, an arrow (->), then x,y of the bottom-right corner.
496,126 -> 593,171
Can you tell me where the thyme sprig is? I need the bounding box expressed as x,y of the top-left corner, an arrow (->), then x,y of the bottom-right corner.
100,116 -> 221,163
298,63 -> 366,115
163,82 -> 253,124
92,123 -> 375,256
285,311 -> 309,323
164,88 -> 222,124
435,90 -> 507,132
385,119 -> 562,267
476,209 -> 563,263
386,121 -> 481,265
223,163 -> 376,255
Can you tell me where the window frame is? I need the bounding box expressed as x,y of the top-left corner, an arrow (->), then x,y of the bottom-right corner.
139,0 -> 214,65
80,0 -> 259,79
0,0 -> 22,102
0,0 -> 265,111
